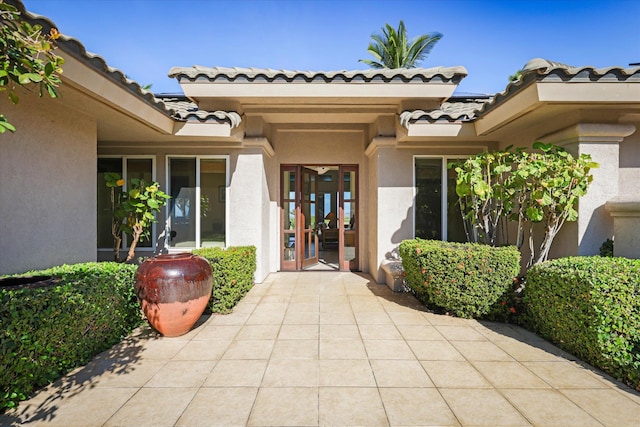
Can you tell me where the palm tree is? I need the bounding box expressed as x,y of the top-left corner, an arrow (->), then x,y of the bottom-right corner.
359,20 -> 442,69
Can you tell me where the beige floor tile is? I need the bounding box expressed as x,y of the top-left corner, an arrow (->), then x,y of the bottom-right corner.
262,359 -> 319,387
172,339 -> 230,360
290,294 -> 320,304
561,388 -> 640,426
319,310 -> 356,324
435,325 -> 487,341
271,339 -> 319,359
440,388 -> 531,426
283,310 -> 319,324
320,338 -> 368,359
176,387 -> 258,427
287,302 -> 319,313
396,324 -> 446,341
236,325 -> 280,340
278,324 -> 319,340
379,387 -> 460,426
320,295 -> 349,305
387,310 -> 431,325
320,359 -> 377,386
320,323 -> 360,340
370,359 -> 434,388
104,387 -> 198,427
231,301 -> 257,314
260,294 -> 291,303
222,340 -> 275,359
192,325 -> 241,340
93,359 -> 167,388
451,340 -> 514,361
407,340 -> 465,361
245,310 -> 286,325
421,361 -> 492,388
145,360 -> 215,388
472,361 -> 551,389
248,387 -> 318,427
523,361 -> 610,389
359,324 -> 403,340
364,339 -> 415,359
504,389 -> 603,426
494,338 -> 565,362
203,359 -> 267,387
354,312 -> 393,325
138,337 -> 188,359
319,387 -> 388,426
424,313 -> 470,326
208,312 -> 250,325
10,386 -> 137,427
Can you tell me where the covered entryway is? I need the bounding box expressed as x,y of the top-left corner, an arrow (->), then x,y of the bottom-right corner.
281,165 -> 358,271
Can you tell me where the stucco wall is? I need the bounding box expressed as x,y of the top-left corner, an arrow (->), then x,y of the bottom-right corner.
0,91 -> 97,275
619,121 -> 640,197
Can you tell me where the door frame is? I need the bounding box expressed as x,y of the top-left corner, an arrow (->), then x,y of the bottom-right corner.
280,164 -> 358,272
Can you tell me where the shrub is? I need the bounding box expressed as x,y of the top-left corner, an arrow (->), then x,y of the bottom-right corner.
524,257 -> 640,391
399,239 -> 520,318
192,246 -> 256,313
0,262 -> 142,412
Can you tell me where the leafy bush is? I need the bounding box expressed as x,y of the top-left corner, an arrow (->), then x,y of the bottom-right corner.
524,257 -> 640,391
192,246 -> 256,313
599,238 -> 614,257
399,239 -> 520,318
0,262 -> 142,412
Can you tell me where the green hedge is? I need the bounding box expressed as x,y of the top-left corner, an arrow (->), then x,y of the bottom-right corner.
0,262 -> 142,412
524,257 -> 640,391
399,239 -> 520,318
192,246 -> 256,313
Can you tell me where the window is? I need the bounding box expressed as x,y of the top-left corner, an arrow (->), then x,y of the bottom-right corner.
97,157 -> 154,249
168,156 -> 227,248
414,157 -> 466,242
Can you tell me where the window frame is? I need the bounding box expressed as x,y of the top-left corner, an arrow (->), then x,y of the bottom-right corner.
413,155 -> 469,241
166,155 -> 230,250
97,155 -> 157,251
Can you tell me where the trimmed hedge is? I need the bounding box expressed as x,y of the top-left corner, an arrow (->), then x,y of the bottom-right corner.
193,246 -> 256,313
0,262 -> 142,412
399,239 -> 520,318
524,257 -> 640,391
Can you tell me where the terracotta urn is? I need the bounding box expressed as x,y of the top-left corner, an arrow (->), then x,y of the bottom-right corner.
135,253 -> 213,337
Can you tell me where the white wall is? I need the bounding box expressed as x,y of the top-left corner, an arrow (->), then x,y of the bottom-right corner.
0,91 -> 97,275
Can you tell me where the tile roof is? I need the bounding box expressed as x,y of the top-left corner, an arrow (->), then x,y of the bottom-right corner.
8,0 -> 171,116
399,98 -> 489,126
160,97 -> 242,128
168,66 -> 468,84
474,58 -> 640,117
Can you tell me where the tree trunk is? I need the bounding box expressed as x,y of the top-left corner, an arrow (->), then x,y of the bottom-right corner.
125,224 -> 144,262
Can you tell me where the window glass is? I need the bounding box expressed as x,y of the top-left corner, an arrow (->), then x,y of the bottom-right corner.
415,157 -> 466,242
169,157 -> 227,248
200,159 -> 226,248
97,158 -> 122,249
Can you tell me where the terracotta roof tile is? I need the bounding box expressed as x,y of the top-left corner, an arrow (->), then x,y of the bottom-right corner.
168,66 -> 468,84
475,58 -> 640,117
399,99 -> 489,126
160,98 -> 242,127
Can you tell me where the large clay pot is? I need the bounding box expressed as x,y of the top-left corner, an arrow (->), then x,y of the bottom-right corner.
135,253 -> 212,337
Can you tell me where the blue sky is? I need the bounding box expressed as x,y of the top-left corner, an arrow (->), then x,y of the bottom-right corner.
23,0 -> 640,95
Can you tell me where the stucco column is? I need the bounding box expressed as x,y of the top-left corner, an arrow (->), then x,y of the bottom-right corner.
540,123 -> 636,256
227,141 -> 274,283
605,198 -> 640,258
366,138 -> 414,283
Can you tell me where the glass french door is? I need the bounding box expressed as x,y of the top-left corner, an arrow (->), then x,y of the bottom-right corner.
281,165 -> 358,271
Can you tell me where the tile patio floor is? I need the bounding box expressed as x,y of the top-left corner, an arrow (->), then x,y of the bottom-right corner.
2,272 -> 639,426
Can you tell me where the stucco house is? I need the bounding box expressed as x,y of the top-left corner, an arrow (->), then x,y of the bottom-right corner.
1,0 -> 639,283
